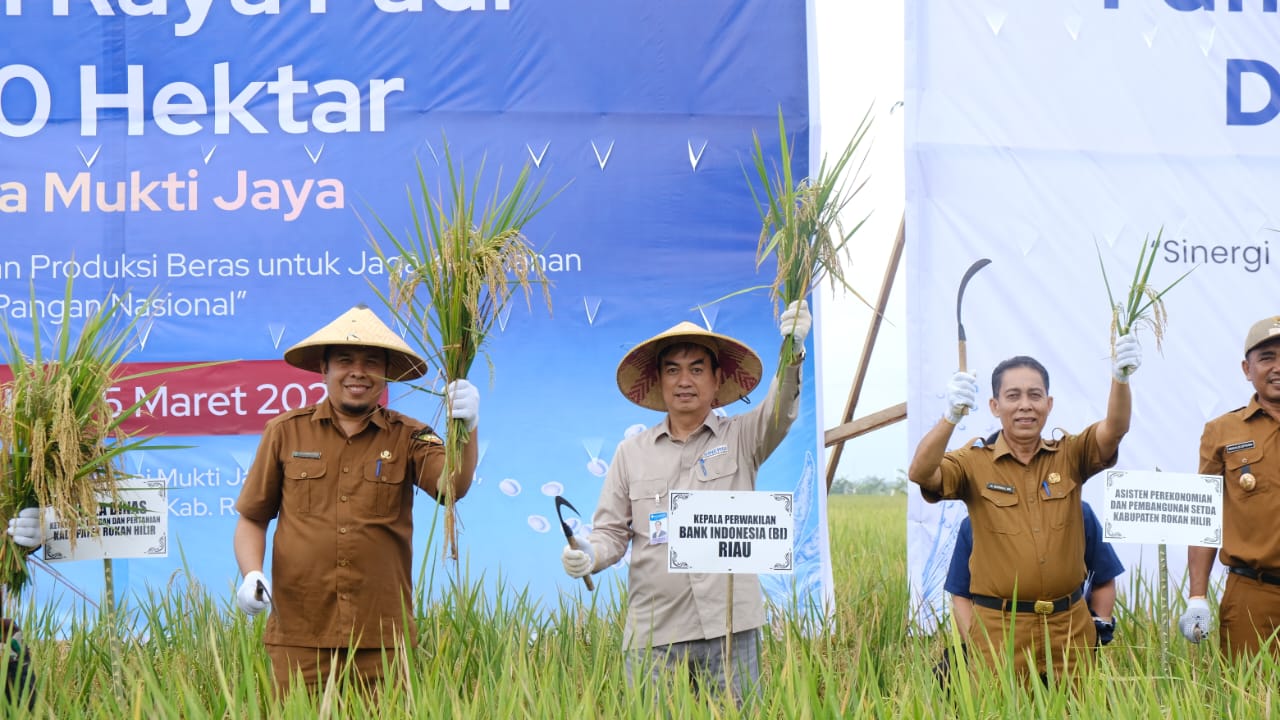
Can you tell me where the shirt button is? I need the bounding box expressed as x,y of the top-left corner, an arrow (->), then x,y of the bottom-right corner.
1040,558 -> 1046,564
340,495 -> 348,502
339,527 -> 347,534
1033,528 -> 1040,533
338,559 -> 348,567
340,594 -> 348,601
300,472 -> 308,478
343,466 -> 349,473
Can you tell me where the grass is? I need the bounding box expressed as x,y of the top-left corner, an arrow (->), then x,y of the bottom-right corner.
1,495 -> 1276,717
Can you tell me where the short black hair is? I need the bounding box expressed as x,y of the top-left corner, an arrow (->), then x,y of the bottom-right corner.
991,356 -> 1049,396
657,341 -> 721,372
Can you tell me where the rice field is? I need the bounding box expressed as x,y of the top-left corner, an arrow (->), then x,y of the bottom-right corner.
1,494 -> 1277,718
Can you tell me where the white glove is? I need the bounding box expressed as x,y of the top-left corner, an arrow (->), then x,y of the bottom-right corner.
943,371 -> 980,425
236,570 -> 272,617
1178,596 -> 1212,643
561,542 -> 596,579
445,379 -> 480,432
1113,332 -> 1142,383
779,300 -> 812,345
6,508 -> 42,549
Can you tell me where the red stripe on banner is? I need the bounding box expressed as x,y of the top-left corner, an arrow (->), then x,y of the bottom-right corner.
0,360 -> 383,436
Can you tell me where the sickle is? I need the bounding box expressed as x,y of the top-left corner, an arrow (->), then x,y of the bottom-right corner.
956,258 -> 992,374
555,495 -> 594,591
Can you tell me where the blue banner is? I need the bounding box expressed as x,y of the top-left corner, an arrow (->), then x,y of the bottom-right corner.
0,2 -> 827,626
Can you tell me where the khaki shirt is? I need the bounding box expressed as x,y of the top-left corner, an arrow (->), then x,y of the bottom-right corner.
235,400 -> 457,648
918,423 -> 1114,600
1200,396 -> 1280,570
589,364 -> 801,649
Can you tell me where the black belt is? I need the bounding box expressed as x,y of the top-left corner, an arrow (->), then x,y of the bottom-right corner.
970,588 -> 1083,616
1229,566 -> 1280,586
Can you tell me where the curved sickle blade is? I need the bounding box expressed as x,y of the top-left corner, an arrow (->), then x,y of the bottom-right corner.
554,495 -> 595,591
956,258 -> 992,374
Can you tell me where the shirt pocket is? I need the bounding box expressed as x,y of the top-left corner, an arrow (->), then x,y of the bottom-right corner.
363,458 -> 406,517
629,477 -> 669,535
978,486 -> 1022,535
692,451 -> 739,485
1045,474 -> 1078,529
283,458 -> 326,515
1226,451 -> 1270,499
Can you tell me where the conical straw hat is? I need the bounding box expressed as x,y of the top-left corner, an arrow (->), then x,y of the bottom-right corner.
284,305 -> 427,381
616,321 -> 762,411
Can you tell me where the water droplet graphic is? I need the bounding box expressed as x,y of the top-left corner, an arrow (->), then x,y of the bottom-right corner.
624,423 -> 646,439
713,408 -> 728,418
540,481 -> 564,496
564,517 -> 580,532
527,515 -> 550,533
586,458 -> 608,477
499,478 -> 522,497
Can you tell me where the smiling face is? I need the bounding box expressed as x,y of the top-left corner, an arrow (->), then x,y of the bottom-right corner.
1244,339 -> 1280,406
989,365 -> 1053,445
322,345 -> 388,418
658,343 -> 724,420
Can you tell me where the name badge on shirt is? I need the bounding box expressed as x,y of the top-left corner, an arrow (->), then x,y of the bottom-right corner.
1226,440 -> 1255,454
701,445 -> 728,460
649,511 -> 669,545
292,451 -> 321,459
985,483 -> 1015,494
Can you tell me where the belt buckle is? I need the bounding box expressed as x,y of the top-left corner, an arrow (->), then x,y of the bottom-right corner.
1034,600 -> 1054,615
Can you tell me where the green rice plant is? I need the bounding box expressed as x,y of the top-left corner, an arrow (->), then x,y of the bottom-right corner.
1097,228 -> 1195,364
368,138 -> 557,560
746,106 -> 873,382
0,278 -> 211,595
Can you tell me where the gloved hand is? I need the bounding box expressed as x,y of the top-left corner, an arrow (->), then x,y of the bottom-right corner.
779,300 -> 812,344
561,542 -> 596,579
1113,332 -> 1142,383
236,570 -> 272,617
1178,597 -> 1212,643
445,379 -> 480,432
6,508 -> 42,549
1093,617 -> 1116,646
944,371 -> 980,425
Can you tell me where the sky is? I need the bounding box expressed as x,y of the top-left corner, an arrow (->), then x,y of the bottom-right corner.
811,2 -> 908,485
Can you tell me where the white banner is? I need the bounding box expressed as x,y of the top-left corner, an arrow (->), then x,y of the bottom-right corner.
44,484 -> 169,562
1101,470 -> 1223,547
667,491 -> 794,575
905,1 -> 1276,629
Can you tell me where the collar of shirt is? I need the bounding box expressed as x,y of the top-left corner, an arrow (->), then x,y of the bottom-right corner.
986,429 -> 1061,462
1241,395 -> 1278,423
654,413 -> 724,443
310,399 -> 390,434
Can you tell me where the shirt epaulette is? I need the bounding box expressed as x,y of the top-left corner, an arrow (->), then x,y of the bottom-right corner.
412,429 -> 444,446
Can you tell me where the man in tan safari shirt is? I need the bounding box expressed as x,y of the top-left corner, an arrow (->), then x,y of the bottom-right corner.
908,333 -> 1141,680
1181,316 -> 1280,656
560,301 -> 810,702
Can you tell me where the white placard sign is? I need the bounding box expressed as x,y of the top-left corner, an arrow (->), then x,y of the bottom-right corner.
43,483 -> 169,562
1101,470 -> 1222,548
667,491 -> 793,574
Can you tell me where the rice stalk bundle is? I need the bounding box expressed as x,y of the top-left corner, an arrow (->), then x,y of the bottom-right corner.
1096,228 -> 1195,368
370,140 -> 555,560
0,279 -> 196,594
748,106 -> 873,383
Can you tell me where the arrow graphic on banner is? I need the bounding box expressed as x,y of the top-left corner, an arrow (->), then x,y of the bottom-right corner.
526,142 -> 550,168
423,139 -> 440,165
135,318 -> 155,351
268,323 -> 287,349
497,304 -> 512,332
77,146 -> 101,168
200,145 -> 217,164
1064,15 -> 1082,41
583,296 -> 601,325
688,140 -> 707,171
304,143 -> 325,164
697,304 -> 719,331
1199,27 -> 1215,56
984,10 -> 1006,37
1143,25 -> 1158,49
591,140 -> 614,170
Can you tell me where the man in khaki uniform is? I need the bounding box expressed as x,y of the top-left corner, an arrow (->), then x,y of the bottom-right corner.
560,301 -> 810,702
908,333 -> 1140,680
232,305 -> 480,693
1181,316 -> 1280,656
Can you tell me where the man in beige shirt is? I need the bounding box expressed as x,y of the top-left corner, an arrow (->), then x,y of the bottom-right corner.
561,301 -> 810,702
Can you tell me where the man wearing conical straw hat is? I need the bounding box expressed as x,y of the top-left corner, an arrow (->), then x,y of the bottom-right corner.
561,300 -> 811,703
1180,316 -> 1280,657
908,334 -> 1141,682
231,304 -> 480,694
